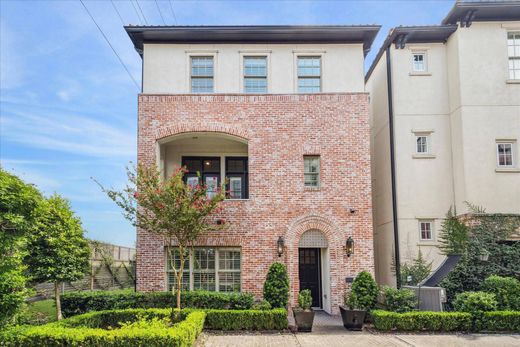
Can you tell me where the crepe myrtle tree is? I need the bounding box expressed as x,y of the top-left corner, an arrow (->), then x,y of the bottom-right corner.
98,164 -> 226,310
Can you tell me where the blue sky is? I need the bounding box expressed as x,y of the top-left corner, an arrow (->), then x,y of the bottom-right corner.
0,0 -> 453,247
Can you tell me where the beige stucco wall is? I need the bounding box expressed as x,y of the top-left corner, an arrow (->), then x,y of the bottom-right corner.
368,21 -> 520,286
142,43 -> 365,94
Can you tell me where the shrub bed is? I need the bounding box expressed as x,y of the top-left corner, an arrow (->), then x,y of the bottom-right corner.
61,290 -> 254,317
475,311 -> 520,332
372,310 -> 472,332
204,308 -> 288,330
0,308 -> 205,347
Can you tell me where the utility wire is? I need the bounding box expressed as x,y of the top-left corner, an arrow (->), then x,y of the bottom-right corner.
135,0 -> 148,25
130,0 -> 143,25
79,0 -> 140,90
155,0 -> 167,25
168,0 -> 178,25
111,0 -> 125,26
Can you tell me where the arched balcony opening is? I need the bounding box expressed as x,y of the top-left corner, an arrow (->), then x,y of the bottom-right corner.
157,132 -> 249,200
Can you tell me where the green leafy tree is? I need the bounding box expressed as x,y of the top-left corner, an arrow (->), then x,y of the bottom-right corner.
347,271 -> 378,311
98,165 -> 225,310
440,203 -> 520,306
0,169 -> 42,326
438,206 -> 469,255
25,194 -> 90,320
401,249 -> 433,285
263,262 -> 289,308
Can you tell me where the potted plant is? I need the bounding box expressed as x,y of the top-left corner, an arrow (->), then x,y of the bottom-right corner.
293,289 -> 314,332
339,271 -> 378,331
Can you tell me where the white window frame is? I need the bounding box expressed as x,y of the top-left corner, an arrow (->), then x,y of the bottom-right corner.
496,141 -> 515,168
185,51 -> 218,93
239,52 -> 271,93
304,155 -> 320,188
508,32 -> 520,80
415,135 -> 429,154
166,247 -> 241,292
294,51 -> 324,93
412,51 -> 427,73
418,220 -> 434,241
412,130 -> 435,158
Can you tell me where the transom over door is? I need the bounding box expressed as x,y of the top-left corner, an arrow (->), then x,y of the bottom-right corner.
298,248 -> 322,308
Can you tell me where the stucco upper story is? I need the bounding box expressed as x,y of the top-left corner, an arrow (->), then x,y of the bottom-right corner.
125,25 -> 380,94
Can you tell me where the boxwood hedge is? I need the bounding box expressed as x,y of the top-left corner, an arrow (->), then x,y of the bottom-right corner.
475,311 -> 520,332
372,310 -> 472,332
61,290 -> 254,317
204,308 -> 288,330
0,308 -> 205,347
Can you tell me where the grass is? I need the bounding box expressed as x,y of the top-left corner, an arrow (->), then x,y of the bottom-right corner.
25,299 -> 57,324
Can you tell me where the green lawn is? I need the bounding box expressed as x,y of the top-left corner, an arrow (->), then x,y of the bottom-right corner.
26,299 -> 57,324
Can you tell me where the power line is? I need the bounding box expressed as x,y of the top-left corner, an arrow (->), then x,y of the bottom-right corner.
155,0 -> 167,25
111,0 -> 125,26
135,0 -> 148,25
79,0 -> 140,90
130,0 -> 142,25
168,0 -> 178,25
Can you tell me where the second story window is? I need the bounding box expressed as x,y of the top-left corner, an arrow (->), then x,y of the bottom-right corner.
416,135 -> 429,154
243,56 -> 267,93
304,156 -> 320,188
412,52 -> 427,72
419,220 -> 433,241
297,56 -> 321,93
497,142 -> 514,167
225,157 -> 248,199
508,32 -> 520,80
191,56 -> 214,93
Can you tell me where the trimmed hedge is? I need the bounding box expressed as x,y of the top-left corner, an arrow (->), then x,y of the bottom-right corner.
61,290 -> 254,317
0,308 -> 205,347
204,308 -> 288,330
475,311 -> 520,332
372,310 -> 472,332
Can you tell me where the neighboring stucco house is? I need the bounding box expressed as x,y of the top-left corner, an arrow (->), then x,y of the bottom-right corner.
366,1 -> 520,287
126,25 -> 380,314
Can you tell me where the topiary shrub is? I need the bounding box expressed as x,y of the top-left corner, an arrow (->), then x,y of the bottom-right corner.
263,263 -> 289,309
453,291 -> 497,315
381,286 -> 417,313
297,289 -> 312,311
481,275 -> 520,311
346,271 -> 378,311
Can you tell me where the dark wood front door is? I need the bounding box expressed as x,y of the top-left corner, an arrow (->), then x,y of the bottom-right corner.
298,248 -> 322,308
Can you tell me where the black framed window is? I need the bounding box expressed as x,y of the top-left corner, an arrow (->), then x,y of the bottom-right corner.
182,157 -> 220,198
225,157 -> 248,199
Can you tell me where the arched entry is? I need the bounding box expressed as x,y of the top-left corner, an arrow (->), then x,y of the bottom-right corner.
298,229 -> 331,312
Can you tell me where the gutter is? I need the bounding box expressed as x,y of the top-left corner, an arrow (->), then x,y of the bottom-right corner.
385,46 -> 401,288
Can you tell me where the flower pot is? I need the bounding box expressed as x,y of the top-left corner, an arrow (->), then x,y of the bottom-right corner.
339,306 -> 366,331
293,308 -> 315,332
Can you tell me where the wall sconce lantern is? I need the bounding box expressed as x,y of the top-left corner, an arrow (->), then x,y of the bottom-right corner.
277,236 -> 285,257
479,249 -> 490,262
345,236 -> 354,257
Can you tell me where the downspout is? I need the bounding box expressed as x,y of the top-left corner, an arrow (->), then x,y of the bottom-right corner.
385,46 -> 401,288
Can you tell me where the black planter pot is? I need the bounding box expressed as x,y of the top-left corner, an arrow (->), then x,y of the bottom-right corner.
339,306 -> 366,331
293,308 -> 315,332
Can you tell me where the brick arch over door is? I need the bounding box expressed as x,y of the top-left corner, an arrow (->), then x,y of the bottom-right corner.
155,123 -> 250,142
284,214 -> 343,309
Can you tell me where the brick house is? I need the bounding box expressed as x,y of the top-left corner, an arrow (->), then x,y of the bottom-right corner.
126,25 -> 380,314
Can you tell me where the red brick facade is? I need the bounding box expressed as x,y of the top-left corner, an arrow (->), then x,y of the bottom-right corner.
137,93 -> 374,314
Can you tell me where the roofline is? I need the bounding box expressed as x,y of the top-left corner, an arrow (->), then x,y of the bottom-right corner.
124,25 -> 381,57
442,0 -> 520,25
365,25 -> 457,82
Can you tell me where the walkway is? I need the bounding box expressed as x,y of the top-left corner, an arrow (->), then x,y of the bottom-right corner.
201,312 -> 520,347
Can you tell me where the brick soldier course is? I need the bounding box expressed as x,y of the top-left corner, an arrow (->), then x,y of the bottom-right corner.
137,93 -> 374,314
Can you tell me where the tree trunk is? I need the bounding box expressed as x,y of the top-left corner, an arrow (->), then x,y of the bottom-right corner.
54,282 -> 63,321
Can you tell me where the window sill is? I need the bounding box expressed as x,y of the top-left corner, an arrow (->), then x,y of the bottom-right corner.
417,241 -> 437,246
412,154 -> 436,159
506,79 -> 520,84
304,186 -> 321,191
495,167 -> 520,173
409,72 -> 432,76
223,198 -> 250,202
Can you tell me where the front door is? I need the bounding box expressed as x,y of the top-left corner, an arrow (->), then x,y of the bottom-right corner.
298,248 -> 322,308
